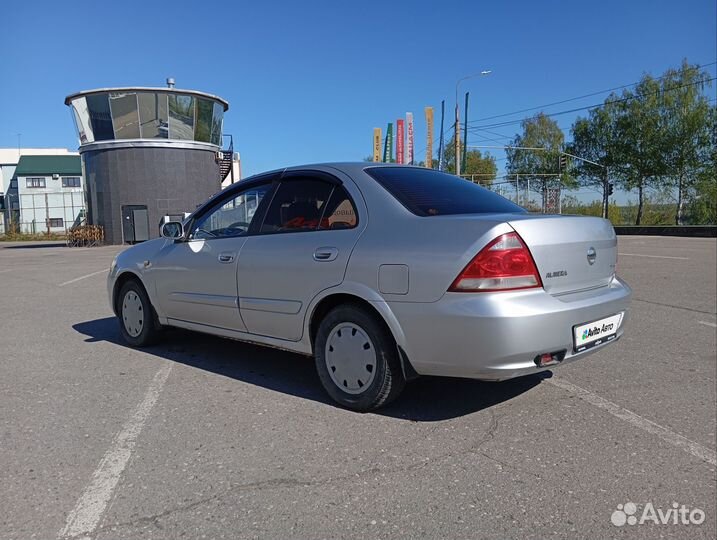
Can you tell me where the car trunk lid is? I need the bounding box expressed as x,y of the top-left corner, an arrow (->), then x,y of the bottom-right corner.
507,215 -> 617,295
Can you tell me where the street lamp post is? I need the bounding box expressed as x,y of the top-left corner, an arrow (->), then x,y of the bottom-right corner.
560,150 -> 610,218
455,70 -> 491,176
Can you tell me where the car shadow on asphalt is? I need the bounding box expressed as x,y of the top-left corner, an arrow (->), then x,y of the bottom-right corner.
73,317 -> 549,422
0,243 -> 67,249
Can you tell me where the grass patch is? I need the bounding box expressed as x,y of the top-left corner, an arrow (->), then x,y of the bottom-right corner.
0,232 -> 67,242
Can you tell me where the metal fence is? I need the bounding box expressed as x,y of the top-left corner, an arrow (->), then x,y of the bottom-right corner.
461,174 -> 701,224
462,175 -> 568,213
3,191 -> 85,236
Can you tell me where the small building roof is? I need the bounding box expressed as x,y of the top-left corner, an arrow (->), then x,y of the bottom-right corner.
0,148 -> 76,165
14,155 -> 82,177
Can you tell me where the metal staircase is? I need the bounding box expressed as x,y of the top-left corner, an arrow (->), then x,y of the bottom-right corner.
219,134 -> 234,183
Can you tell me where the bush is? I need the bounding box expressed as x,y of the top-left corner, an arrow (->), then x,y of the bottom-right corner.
0,231 -> 66,242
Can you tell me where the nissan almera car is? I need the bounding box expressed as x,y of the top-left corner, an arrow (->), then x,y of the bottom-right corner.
109,163 -> 631,410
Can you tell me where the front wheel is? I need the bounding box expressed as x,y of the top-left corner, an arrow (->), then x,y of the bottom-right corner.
117,280 -> 161,347
314,305 -> 405,411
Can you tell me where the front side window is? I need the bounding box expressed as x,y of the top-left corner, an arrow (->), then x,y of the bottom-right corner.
190,183 -> 273,240
62,177 -> 81,188
260,179 -> 334,233
26,177 -> 46,188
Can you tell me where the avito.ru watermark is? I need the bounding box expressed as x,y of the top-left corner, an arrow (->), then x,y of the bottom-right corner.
611,502 -> 706,526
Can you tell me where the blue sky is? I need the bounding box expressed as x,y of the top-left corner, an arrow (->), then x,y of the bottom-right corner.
1,0 -> 715,186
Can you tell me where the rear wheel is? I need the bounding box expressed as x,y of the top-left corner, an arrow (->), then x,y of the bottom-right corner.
117,280 -> 161,347
314,304 -> 405,411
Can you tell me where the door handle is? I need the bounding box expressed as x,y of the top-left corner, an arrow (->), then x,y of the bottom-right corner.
313,247 -> 339,262
218,252 -> 235,263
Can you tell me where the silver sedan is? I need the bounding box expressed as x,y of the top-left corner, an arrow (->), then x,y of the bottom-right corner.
109,163 -> 631,410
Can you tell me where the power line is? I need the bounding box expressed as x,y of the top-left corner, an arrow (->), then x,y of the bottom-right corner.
467,123 -> 575,141
468,132 -> 513,145
466,76 -> 717,130
414,122 -> 455,160
468,127 -> 515,142
468,60 -> 717,124
384,64 -> 716,163
477,127 -> 515,139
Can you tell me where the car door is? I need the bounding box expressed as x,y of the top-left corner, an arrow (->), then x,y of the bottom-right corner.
237,170 -> 365,341
151,179 -> 275,331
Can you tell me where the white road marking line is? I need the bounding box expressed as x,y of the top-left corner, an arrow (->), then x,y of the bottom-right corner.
58,269 -> 108,287
546,377 -> 717,467
0,268 -> 13,273
698,320 -> 717,328
58,363 -> 173,539
618,252 -> 689,260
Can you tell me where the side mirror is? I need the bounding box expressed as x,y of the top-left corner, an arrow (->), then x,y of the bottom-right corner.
160,221 -> 185,239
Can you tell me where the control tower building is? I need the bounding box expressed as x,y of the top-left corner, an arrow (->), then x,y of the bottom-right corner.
65,80 -> 234,244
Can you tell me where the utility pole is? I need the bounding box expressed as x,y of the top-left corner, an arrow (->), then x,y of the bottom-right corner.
603,167 -> 610,219
438,100 -> 445,171
45,193 -> 50,235
455,70 -> 491,177
462,92 -> 469,174
454,98 -> 460,176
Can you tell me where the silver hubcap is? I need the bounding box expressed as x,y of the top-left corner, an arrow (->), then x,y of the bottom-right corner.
122,290 -> 144,337
325,323 -> 377,394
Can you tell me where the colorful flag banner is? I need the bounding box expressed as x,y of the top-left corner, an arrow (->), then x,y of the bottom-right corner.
373,128 -> 381,162
383,122 -> 393,163
425,107 -> 434,168
396,119 -> 405,165
406,112 -> 414,165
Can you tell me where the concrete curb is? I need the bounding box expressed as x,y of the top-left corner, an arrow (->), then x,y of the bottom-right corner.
614,226 -> 716,238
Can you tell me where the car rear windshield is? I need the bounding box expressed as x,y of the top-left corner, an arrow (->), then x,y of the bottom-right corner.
365,166 -> 525,217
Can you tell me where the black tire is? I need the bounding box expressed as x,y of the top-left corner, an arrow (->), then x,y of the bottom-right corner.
314,304 -> 405,411
117,280 -> 161,347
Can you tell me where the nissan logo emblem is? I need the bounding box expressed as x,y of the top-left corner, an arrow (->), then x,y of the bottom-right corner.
587,247 -> 597,265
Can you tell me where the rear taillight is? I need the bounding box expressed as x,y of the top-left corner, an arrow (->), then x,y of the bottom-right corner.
449,232 -> 542,292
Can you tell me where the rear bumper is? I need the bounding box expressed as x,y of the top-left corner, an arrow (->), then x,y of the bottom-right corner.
389,277 -> 631,380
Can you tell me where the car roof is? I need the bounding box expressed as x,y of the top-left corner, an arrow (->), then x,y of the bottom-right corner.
242,162 -> 427,184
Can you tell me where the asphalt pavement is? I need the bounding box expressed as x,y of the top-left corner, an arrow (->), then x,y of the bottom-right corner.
0,235 -> 715,539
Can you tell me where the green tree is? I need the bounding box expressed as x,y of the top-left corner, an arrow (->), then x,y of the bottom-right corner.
687,175 -> 717,224
568,103 -> 621,216
506,113 -> 574,207
660,60 -> 714,224
561,194 -> 622,222
609,75 -> 669,225
568,61 -> 714,225
416,159 -> 440,169
440,136 -> 497,183
686,104 -> 717,224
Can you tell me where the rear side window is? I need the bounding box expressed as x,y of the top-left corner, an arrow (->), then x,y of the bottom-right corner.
365,166 -> 525,217
318,186 -> 358,230
261,179 -> 333,232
